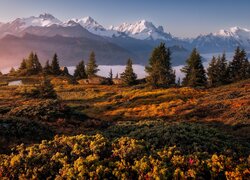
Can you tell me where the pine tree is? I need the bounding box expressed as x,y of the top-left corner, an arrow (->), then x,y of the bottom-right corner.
33,53 -> 42,73
247,60 -> 250,78
62,67 -> 69,76
0,71 -> 2,76
19,59 -> 27,71
115,73 -> 119,79
216,53 -> 229,85
181,48 -> 207,87
177,77 -> 181,87
9,67 -> 16,75
25,52 -> 42,75
240,49 -> 249,80
74,60 -> 87,80
18,59 -> 28,76
107,69 -> 113,85
120,58 -> 137,86
207,56 -> 218,87
228,47 -> 249,82
51,53 -> 61,75
145,43 -> 175,88
39,75 -> 57,99
86,51 -> 99,77
26,52 -> 35,71
43,60 -> 52,75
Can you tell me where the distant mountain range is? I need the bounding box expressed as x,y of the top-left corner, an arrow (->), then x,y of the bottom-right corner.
0,13 -> 250,69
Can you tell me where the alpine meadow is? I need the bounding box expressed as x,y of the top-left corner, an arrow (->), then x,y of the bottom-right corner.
0,1 -> 249,179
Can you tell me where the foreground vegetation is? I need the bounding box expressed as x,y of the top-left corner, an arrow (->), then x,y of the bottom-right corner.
0,75 -> 249,179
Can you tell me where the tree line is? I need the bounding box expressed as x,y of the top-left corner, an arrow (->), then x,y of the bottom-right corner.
5,44 -> 250,88
8,51 -> 100,79
145,43 -> 250,88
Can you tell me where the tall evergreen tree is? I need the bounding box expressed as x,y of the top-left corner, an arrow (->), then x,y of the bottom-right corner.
145,43 -> 175,88
39,75 -> 57,99
247,60 -> 250,78
228,47 -> 249,82
177,77 -> 181,87
33,53 -> 42,72
43,60 -> 52,75
51,53 -> 61,75
107,69 -> 113,85
23,52 -> 42,75
74,60 -> 87,80
216,52 -> 229,85
86,51 -> 99,77
19,59 -> 27,71
26,52 -> 35,71
9,67 -> 16,75
62,67 -> 69,76
207,56 -> 218,87
115,73 -> 119,79
120,58 -> 137,86
181,48 -> 207,87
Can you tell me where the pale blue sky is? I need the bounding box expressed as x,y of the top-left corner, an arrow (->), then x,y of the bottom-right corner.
0,0 -> 249,38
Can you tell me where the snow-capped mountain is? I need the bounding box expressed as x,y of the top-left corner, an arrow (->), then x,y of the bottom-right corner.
214,27 -> 250,47
0,13 -> 250,56
192,27 -> 250,52
110,20 -> 173,41
0,13 -> 177,41
67,16 -> 105,31
18,13 -> 62,29
65,16 -> 120,38
0,13 -> 63,37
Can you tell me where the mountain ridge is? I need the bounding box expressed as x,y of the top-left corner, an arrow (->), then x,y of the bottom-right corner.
0,13 -> 250,69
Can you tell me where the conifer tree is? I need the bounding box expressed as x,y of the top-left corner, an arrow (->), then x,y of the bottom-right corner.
33,53 -> 42,72
9,67 -> 16,75
0,71 -> 2,76
51,53 -> 61,75
74,60 -> 87,80
207,56 -> 218,87
120,58 -> 137,86
86,51 -> 99,77
216,52 -> 229,85
177,77 -> 181,87
181,48 -> 207,87
19,59 -> 27,71
107,69 -> 113,85
25,52 -> 42,75
18,59 -> 28,76
115,73 -> 119,79
62,67 -> 69,76
145,43 -> 175,88
247,60 -> 250,78
26,52 -> 35,71
39,75 -> 57,99
228,47 -> 249,82
43,60 -> 52,75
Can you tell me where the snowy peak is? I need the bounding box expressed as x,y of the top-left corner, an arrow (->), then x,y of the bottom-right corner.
13,13 -> 62,30
110,19 -> 172,40
65,16 -> 122,38
214,26 -> 250,38
68,16 -> 105,31
112,20 -> 157,34
211,26 -> 250,47
38,13 -> 56,20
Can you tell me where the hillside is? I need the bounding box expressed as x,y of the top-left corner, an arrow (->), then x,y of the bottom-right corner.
0,76 -> 249,179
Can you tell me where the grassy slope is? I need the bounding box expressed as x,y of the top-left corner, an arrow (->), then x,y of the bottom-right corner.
0,77 -> 249,148
0,77 -> 249,179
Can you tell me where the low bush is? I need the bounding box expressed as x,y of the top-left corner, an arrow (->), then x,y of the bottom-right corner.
0,134 -> 249,179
